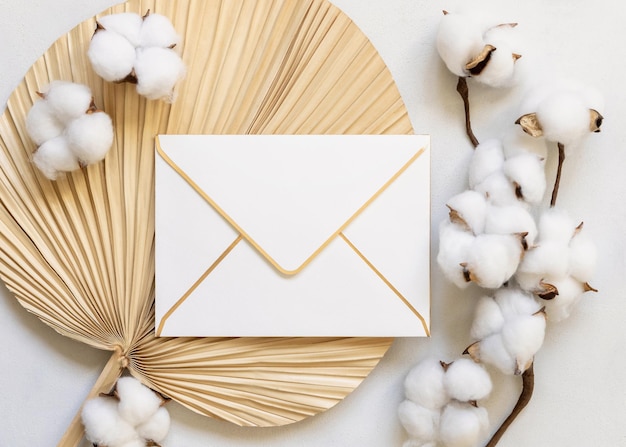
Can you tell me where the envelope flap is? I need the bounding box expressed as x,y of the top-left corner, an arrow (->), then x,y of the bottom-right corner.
157,135 -> 427,273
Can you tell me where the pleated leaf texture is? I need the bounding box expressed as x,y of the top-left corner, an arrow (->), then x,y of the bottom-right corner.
0,0 -> 413,441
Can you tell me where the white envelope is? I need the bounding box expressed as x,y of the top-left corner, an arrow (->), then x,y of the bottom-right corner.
154,135 -> 430,337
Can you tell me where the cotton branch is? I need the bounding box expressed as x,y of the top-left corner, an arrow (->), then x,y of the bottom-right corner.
457,77 -> 480,147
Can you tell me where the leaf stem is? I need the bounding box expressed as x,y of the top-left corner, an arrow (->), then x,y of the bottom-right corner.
456,76 -> 479,148
550,143 -> 566,207
485,362 -> 535,447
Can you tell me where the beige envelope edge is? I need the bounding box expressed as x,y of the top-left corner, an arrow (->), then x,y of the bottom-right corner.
155,137 -> 430,337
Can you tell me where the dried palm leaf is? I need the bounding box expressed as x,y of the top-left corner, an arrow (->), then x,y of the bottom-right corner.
0,0 -> 413,444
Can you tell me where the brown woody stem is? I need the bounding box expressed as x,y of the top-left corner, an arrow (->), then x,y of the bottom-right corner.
550,143 -> 566,207
485,362 -> 535,447
456,76 -> 479,148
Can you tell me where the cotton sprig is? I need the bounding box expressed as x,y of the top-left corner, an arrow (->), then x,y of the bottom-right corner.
25,81 -> 114,180
515,208 -> 598,322
465,287 -> 546,375
81,376 -> 170,447
437,10 -> 522,147
437,138 -> 545,290
88,11 -> 185,102
398,357 -> 492,447
515,79 -> 604,206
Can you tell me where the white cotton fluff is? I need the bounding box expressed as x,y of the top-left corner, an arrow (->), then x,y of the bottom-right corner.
32,136 -> 80,180
134,47 -> 186,102
436,12 -> 486,77
98,12 -> 143,46
136,406 -> 170,442
398,400 -> 439,442
41,81 -> 93,125
116,376 -> 162,426
437,221 -> 475,289
568,231 -> 597,283
535,91 -> 591,146
476,333 -> 515,374
472,42 -> 518,88
88,30 -> 137,82
446,190 -> 488,234
503,153 -> 546,204
484,204 -> 537,246
404,357 -> 448,410
471,295 -> 505,340
465,234 -> 523,288
81,397 -> 137,446
468,139 -> 505,189
500,313 -> 546,374
139,12 -> 181,48
493,287 -> 541,320
25,99 -> 64,146
473,171 -> 519,207
115,437 -> 146,447
537,208 -> 576,245
517,241 -> 569,282
541,275 -> 587,322
65,111 -> 114,164
443,358 -> 492,402
439,402 -> 489,447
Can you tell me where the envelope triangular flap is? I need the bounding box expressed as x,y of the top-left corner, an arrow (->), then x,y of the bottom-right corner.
157,135 -> 425,273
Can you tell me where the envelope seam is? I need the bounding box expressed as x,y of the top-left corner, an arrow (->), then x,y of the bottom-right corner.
338,232 -> 430,336
157,235 -> 243,336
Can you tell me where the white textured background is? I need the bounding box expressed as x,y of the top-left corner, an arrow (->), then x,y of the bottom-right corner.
0,1 -> 624,446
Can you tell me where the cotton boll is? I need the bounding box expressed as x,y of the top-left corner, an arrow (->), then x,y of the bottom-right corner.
439,402 -> 489,447
517,242 -> 569,283
98,12 -> 143,46
493,287 -> 541,320
81,397 -> 137,446
139,13 -> 181,48
32,136 -> 80,180
446,190 -> 487,234
468,139 -> 505,189
444,358 -> 492,402
41,81 -> 93,125
501,313 -> 546,374
436,12 -> 486,77
437,221 -> 475,289
535,92 -> 591,147
116,376 -> 162,426
541,275 -> 587,322
65,111 -> 114,165
134,47 -> 186,101
465,234 -> 523,289
88,30 -> 137,82
503,153 -> 546,204
473,42 -> 519,88
473,333 -> 516,374
136,406 -> 170,443
398,400 -> 439,442
471,295 -> 504,340
473,171 -> 519,207
568,231 -> 597,282
404,357 -> 448,410
537,208 -> 576,244
484,204 -> 537,246
26,100 -> 64,146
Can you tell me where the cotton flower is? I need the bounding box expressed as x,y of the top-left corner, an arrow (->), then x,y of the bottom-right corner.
516,79 -> 604,148
467,287 -> 546,375
25,81 -> 114,179
398,400 -> 440,443
436,10 -> 521,87
468,139 -> 505,189
437,220 -> 475,289
502,153 -> 546,204
134,46 -> 186,101
439,402 -> 489,447
462,233 -> 525,289
404,357 -> 449,410
446,190 -> 488,235
32,136 -> 80,180
116,376 -> 163,426
443,358 -> 492,403
89,11 -> 185,101
81,397 -> 137,447
136,406 -> 171,443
